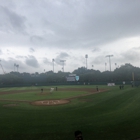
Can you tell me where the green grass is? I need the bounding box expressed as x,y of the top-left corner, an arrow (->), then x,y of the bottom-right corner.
0,85 -> 140,140
0,86 -> 88,101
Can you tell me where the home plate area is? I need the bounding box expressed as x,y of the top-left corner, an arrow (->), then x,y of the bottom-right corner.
31,99 -> 70,106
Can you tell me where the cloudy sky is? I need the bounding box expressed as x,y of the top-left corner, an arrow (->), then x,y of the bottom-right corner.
0,0 -> 140,74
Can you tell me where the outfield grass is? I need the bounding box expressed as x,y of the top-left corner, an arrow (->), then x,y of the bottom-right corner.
0,85 -> 140,140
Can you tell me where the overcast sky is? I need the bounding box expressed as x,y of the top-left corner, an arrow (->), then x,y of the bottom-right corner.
0,0 -> 140,74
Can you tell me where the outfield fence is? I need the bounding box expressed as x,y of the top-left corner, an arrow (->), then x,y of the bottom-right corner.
0,80 -> 139,88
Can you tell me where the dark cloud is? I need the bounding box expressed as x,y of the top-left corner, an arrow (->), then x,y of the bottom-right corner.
30,0 -> 140,48
43,58 -> 52,65
25,55 -> 39,68
0,0 -> 140,73
0,5 -> 26,33
0,0 -> 140,49
54,52 -> 69,65
57,52 -> 69,58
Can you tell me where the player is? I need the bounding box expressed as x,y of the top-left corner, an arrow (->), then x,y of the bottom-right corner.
41,88 -> 43,93
96,86 -> 99,91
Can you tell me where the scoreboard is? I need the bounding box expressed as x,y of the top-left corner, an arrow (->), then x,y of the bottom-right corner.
66,74 -> 79,82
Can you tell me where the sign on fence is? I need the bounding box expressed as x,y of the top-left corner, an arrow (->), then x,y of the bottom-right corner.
107,83 -> 115,86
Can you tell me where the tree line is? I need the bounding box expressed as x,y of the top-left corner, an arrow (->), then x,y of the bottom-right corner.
0,63 -> 139,86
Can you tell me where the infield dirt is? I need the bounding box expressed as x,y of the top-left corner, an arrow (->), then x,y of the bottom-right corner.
0,88 -> 106,106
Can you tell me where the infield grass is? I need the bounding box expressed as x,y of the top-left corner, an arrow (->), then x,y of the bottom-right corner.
0,85 -> 140,140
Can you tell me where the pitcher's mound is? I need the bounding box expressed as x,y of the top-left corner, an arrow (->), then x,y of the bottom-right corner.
31,99 -> 70,106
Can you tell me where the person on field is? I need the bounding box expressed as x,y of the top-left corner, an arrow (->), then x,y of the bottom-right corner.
41,88 -> 43,93
96,86 -> 99,91
119,85 -> 122,89
75,130 -> 83,140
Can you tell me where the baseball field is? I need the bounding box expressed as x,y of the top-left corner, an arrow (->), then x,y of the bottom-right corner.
0,85 -> 140,140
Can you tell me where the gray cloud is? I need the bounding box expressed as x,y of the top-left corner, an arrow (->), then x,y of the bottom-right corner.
16,55 -> 26,59
30,36 -> 45,45
0,0 -> 140,73
120,48 -> 140,62
92,55 -> 105,65
0,5 -> 26,33
32,0 -> 140,48
100,47 -> 140,68
0,0 -> 140,49
54,52 -> 70,65
25,55 -> 39,68
6,49 -> 14,55
29,48 -> 35,53
92,47 -> 101,52
0,49 -> 3,55
43,58 -> 52,65
57,52 -> 69,59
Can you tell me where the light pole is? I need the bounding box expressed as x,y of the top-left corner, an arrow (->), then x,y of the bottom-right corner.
105,63 -> 107,71
60,60 -> 66,72
85,54 -> 88,69
106,55 -> 113,71
14,63 -> 16,72
52,59 -> 55,72
115,63 -> 117,69
16,64 -> 19,72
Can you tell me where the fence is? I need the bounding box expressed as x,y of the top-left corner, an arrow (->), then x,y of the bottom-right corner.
0,80 -> 138,88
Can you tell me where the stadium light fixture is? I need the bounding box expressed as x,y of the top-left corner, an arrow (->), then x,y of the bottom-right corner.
85,54 -> 88,69
14,63 -> 16,72
52,59 -> 55,72
60,60 -> 66,72
106,55 -> 113,71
